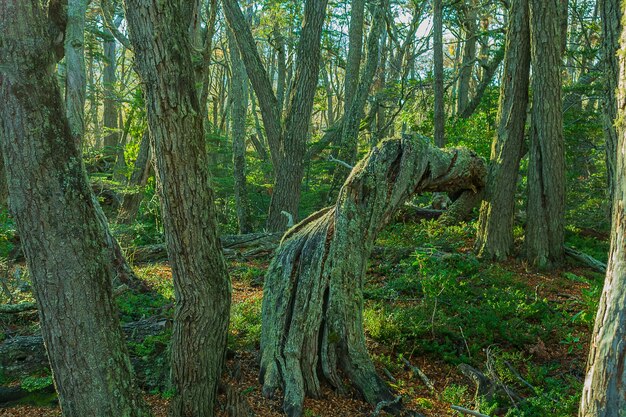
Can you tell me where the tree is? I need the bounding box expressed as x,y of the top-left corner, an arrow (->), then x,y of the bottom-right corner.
223,0 -> 328,231
475,0 -> 531,260
433,0 -> 445,147
600,0 -> 621,217
123,0 -> 232,415
0,1 -> 150,416
526,0 -> 566,268
228,28 -> 253,234
579,7 -> 626,415
328,0 -> 385,197
260,134 -> 486,417
65,0 -> 89,143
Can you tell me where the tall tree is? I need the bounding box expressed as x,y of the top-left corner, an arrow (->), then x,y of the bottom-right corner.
223,0 -> 328,231
526,0 -> 565,268
228,29 -> 253,234
579,7 -> 626,414
600,0 -> 621,217
475,0 -> 531,260
328,0 -> 385,196
456,1 -> 478,116
65,0 -> 89,142
102,23 -> 120,157
123,0 -> 232,416
0,1 -> 150,416
433,0 -> 445,147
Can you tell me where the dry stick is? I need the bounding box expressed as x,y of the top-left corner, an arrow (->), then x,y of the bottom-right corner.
328,154 -> 354,170
450,405 -> 491,417
402,357 -> 435,391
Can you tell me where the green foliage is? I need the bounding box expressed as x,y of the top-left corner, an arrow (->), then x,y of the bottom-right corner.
229,298 -> 262,350
0,208 -> 15,258
21,374 -> 53,393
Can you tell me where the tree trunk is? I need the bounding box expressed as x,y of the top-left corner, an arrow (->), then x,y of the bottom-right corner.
103,32 -> 120,158
526,0 -> 566,268
228,29 -> 253,234
223,0 -> 328,231
260,134 -> 486,417
0,2 -> 150,416
124,1 -> 232,416
475,0 -> 531,260
579,6 -> 626,413
117,130 -> 153,225
64,0 -> 89,143
600,0 -> 620,219
457,4 -> 478,116
433,0 -> 445,147
328,0 -> 384,199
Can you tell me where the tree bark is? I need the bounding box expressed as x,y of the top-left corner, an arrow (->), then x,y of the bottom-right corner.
579,5 -> 626,414
433,0 -> 445,147
124,1 -> 232,416
260,134 -> 485,417
0,2 -> 150,416
228,29 -> 253,234
600,0 -> 620,219
526,0 -> 566,268
475,0 -> 531,261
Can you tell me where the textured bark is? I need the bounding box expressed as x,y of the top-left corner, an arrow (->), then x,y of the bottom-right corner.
228,29 -> 253,234
117,130 -> 153,225
433,0 -> 445,147
579,6 -> 626,414
260,134 -> 485,417
64,0 -> 89,142
124,1 -> 232,416
0,1 -> 150,416
223,0 -> 328,231
475,0 -> 531,261
526,0 -> 565,268
600,0 -> 620,218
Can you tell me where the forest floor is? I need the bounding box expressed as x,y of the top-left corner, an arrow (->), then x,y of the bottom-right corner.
0,220 -> 605,417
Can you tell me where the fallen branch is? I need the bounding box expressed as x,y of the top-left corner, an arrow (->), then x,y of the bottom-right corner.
450,405 -> 491,417
402,357 -> 435,391
328,154 -> 354,170
0,302 -> 37,314
371,395 -> 402,417
564,246 -> 606,273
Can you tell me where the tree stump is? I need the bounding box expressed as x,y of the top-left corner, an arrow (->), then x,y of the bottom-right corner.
259,134 -> 486,416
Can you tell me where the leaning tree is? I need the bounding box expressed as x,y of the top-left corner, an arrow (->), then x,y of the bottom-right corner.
259,134 -> 485,416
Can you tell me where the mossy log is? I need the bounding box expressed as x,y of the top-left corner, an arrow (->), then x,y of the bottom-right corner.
259,134 -> 486,416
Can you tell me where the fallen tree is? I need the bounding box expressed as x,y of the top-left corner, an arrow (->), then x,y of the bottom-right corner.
0,317 -> 170,389
259,134 -> 486,417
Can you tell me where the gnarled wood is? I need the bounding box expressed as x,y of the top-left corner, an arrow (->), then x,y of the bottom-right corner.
259,134 -> 485,417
